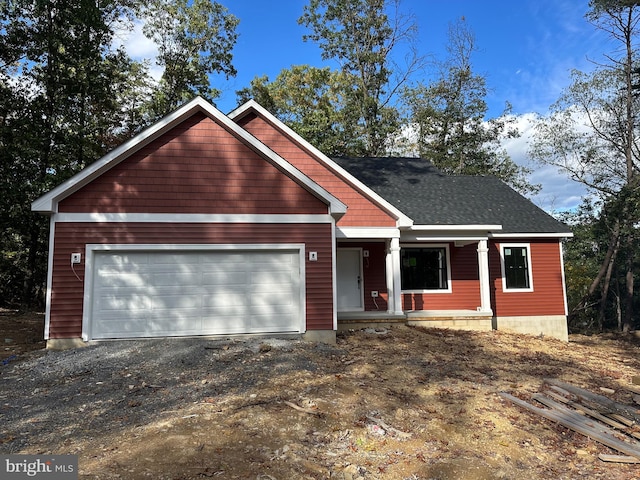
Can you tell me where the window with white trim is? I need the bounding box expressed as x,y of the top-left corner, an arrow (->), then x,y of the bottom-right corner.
501,244 -> 533,291
401,245 -> 450,291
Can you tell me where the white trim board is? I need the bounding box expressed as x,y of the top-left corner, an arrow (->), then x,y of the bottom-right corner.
54,213 -> 335,224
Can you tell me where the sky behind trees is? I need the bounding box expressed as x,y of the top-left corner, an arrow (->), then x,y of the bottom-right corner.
119,0 -> 612,212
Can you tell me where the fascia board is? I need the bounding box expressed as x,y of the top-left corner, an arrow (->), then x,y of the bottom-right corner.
490,232 -> 574,239
229,100 -> 413,227
32,97 -> 346,217
408,224 -> 503,232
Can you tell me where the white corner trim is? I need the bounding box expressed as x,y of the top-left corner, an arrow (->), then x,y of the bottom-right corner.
229,100 -> 412,228
43,216 -> 55,340
32,97 -> 347,218
559,242 -> 569,316
54,212 -> 335,224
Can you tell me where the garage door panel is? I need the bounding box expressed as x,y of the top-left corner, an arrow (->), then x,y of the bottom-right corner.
149,294 -> 202,310
250,313 -> 297,331
202,271 -> 247,286
202,290 -> 247,306
91,249 -> 302,339
95,294 -> 151,311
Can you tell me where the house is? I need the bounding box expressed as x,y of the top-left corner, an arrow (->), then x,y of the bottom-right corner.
32,97 -> 572,349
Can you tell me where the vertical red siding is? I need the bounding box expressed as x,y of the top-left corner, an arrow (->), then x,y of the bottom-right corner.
402,243 -> 481,310
489,239 -> 566,316
237,114 -> 397,227
49,222 -> 333,338
59,113 -> 327,215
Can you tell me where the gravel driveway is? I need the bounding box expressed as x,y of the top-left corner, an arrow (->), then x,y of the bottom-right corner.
0,336 -> 344,454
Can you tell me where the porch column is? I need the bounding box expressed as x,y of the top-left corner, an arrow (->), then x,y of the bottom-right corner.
477,239 -> 492,313
386,237 -> 403,315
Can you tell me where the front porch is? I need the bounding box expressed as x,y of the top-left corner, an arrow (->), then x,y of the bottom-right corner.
337,309 -> 493,332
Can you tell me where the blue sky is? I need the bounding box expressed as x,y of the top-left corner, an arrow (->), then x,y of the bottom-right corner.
126,0 -> 613,212
216,0 -> 610,118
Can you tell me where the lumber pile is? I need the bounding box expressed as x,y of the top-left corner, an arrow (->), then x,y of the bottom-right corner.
501,379 -> 640,463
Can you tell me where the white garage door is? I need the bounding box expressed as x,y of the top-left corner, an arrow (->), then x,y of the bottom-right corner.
90,249 -> 302,339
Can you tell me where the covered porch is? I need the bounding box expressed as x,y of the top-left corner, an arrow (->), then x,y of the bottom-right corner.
335,225 -> 499,333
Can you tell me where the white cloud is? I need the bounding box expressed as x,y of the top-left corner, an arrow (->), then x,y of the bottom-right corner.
502,113 -> 589,213
112,18 -> 163,82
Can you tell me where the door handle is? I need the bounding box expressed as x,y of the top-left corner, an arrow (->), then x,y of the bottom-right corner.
357,275 -> 361,289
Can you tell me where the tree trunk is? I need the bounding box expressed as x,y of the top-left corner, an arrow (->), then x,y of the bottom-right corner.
624,237 -> 634,332
571,220 -> 621,314
598,233 -> 619,331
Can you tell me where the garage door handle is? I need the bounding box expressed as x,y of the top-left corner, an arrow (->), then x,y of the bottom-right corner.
357,275 -> 361,289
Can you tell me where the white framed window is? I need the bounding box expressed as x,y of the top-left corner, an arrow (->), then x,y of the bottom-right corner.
500,243 -> 533,292
400,244 -> 452,293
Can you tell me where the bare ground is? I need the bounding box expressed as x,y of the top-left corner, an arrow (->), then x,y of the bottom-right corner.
2,312 -> 640,479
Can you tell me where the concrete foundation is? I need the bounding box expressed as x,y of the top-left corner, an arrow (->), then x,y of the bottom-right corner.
46,338 -> 88,350
302,329 -> 336,344
407,317 -> 493,332
406,310 -> 493,332
493,315 -> 568,342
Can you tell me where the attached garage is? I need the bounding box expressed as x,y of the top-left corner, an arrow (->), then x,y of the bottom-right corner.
85,245 -> 305,340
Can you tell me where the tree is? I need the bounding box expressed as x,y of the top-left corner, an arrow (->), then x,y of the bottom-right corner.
0,0 -> 143,307
140,0 -> 239,118
237,65 -> 363,155
299,0 -> 423,156
0,0 -> 240,308
404,19 -> 536,195
530,0 -> 640,332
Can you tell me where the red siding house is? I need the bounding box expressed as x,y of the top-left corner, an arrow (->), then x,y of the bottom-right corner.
32,98 -> 572,348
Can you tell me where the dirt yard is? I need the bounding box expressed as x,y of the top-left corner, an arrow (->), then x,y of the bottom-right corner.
2,312 -> 640,479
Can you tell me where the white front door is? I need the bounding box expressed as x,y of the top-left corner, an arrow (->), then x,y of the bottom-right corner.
337,248 -> 363,311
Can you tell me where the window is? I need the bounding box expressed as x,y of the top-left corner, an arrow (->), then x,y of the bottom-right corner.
401,246 -> 449,291
501,244 -> 533,291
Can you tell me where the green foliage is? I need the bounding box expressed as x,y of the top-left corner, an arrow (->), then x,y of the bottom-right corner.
237,66 -> 366,155
141,0 -> 238,118
0,0 -> 239,307
404,19 -> 536,195
531,2 -> 640,331
299,0 -> 419,155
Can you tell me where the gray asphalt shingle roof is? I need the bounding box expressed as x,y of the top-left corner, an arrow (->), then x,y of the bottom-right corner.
332,156 -> 572,235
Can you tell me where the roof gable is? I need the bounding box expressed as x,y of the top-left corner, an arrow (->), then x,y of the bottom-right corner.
32,97 -> 346,217
228,100 -> 412,228
57,112 -> 330,215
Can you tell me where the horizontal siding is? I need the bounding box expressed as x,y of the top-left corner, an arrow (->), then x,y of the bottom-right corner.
402,243 -> 481,311
489,239 -> 566,316
59,113 -> 327,215
238,114 -> 397,227
49,222 -> 333,338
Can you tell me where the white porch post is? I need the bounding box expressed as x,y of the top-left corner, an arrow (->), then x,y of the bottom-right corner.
387,237 -> 403,315
385,240 -> 394,313
477,239 -> 492,313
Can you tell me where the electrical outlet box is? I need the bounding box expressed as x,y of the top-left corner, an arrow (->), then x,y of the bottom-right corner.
371,290 -> 379,298
309,251 -> 318,261
71,253 -> 82,265
363,250 -> 369,258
